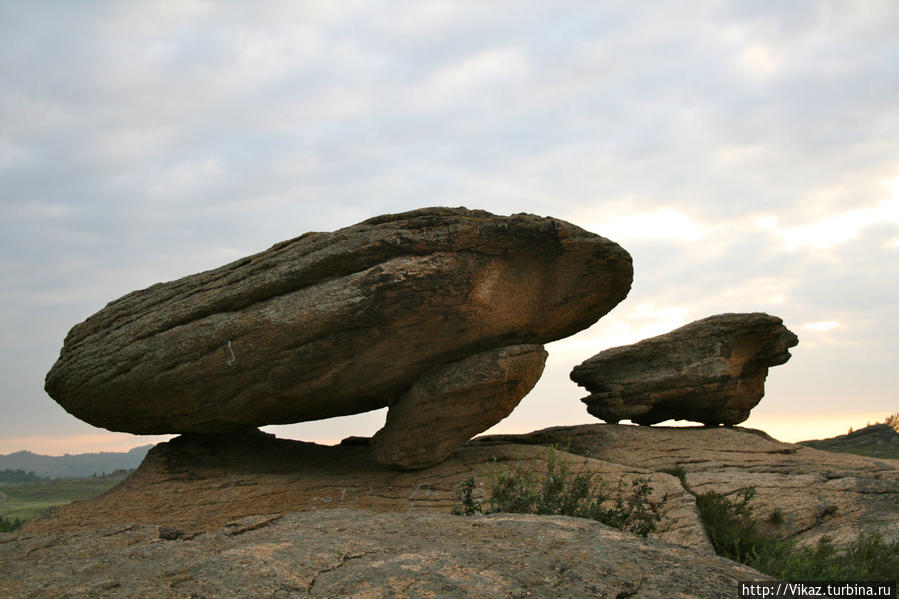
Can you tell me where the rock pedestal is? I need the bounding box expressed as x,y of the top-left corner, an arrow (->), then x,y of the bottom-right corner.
45,207 -> 633,468
370,344 -> 548,469
570,313 -> 798,426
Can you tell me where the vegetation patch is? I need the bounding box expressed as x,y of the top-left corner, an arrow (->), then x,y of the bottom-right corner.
0,515 -> 24,533
0,470 -> 131,526
695,486 -> 899,581
0,469 -> 47,484
453,448 -> 662,538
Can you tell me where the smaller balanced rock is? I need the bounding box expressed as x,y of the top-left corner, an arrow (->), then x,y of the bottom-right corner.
570,313 -> 798,426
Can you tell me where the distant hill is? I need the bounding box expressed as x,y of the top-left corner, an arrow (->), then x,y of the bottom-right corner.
0,445 -> 154,479
799,423 -> 899,459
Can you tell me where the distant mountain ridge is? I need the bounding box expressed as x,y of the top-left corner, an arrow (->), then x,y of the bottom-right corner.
799,423 -> 899,459
0,445 -> 153,479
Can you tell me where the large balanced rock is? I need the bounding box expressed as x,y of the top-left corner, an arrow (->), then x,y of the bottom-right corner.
570,313 -> 798,426
45,207 -> 632,467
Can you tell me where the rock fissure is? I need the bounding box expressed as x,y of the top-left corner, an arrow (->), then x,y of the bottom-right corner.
306,550 -> 378,593
223,515 -> 283,536
100,524 -> 139,538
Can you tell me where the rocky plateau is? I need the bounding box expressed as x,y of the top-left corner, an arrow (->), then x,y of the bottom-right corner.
3,424 -> 896,597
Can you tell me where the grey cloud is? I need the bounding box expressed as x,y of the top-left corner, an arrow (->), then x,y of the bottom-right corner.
2,1 -> 897,449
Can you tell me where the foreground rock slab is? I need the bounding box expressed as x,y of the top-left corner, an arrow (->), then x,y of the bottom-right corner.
570,312 -> 798,426
45,208 -> 632,467
23,424 -> 899,552
9,424 -> 895,596
0,509 -> 769,599
21,429 -> 708,551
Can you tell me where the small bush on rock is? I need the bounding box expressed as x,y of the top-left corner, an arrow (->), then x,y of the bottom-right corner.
452,448 -> 661,538
777,532 -> 899,581
886,412 -> 899,433
695,487 -> 899,581
451,477 -> 482,516
0,515 -> 24,533
696,487 -> 782,566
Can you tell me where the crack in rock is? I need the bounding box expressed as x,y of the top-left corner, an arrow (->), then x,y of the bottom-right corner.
222,515 -> 282,537
306,550 -> 375,593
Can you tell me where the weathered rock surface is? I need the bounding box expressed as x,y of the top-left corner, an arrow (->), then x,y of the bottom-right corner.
480,424 -> 899,547
371,344 -> 548,468
21,428 -> 707,552
21,424 -> 899,552
570,313 -> 798,426
0,510 -> 769,599
6,424 -> 895,596
45,208 -> 632,458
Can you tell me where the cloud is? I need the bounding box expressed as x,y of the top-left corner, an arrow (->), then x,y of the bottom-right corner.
1,2 -> 898,450
583,207 -> 711,242
553,303 -> 691,358
411,47 -> 530,110
778,187 -> 899,250
737,43 -> 781,78
0,139 -> 31,170
802,321 -> 840,332
373,1 -> 465,36
147,157 -> 226,199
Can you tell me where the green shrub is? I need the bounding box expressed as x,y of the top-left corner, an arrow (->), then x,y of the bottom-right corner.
0,469 -> 46,483
452,448 -> 661,538
768,508 -> 785,526
886,412 -> 899,433
451,476 -> 482,516
695,486 -> 899,581
0,515 -> 24,533
696,487 -> 795,574
776,531 -> 899,581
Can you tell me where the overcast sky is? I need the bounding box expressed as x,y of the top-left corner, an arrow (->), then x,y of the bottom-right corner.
1,1 -> 897,455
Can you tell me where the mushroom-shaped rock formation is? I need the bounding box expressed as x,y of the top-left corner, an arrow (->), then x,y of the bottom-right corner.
570,313 -> 798,426
46,207 -> 633,468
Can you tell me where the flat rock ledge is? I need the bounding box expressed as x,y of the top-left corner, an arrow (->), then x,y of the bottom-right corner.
570,312 -> 798,426
44,207 -> 632,468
